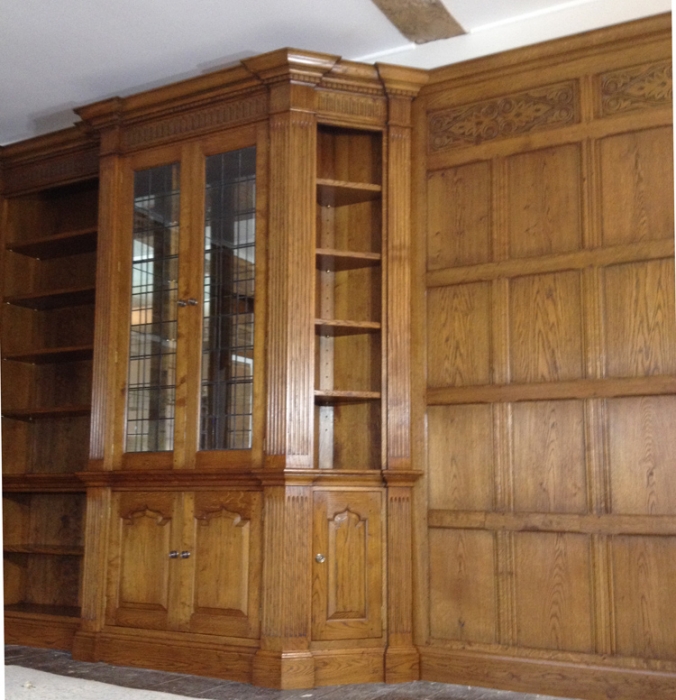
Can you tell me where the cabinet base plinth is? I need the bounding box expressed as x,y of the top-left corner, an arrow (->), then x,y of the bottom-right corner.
5,613 -> 79,651
78,630 -> 255,684
385,647 -> 420,683
72,631 -> 97,661
252,650 -> 314,689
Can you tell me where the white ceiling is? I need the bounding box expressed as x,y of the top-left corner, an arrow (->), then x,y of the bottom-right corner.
0,0 -> 670,145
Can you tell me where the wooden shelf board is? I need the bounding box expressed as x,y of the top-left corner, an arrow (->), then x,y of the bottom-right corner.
3,286 -> 95,310
7,227 -> 97,259
3,345 -> 94,364
314,390 -> 381,403
4,544 -> 84,556
315,319 -> 381,335
2,474 -> 85,492
4,603 -> 80,620
2,405 -> 91,421
316,248 -> 381,271
317,179 -> 382,207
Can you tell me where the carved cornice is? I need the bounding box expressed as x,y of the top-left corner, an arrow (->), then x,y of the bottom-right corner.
428,80 -> 579,153
243,48 -> 338,86
377,63 -> 429,98
598,60 -> 672,116
2,473 -> 85,493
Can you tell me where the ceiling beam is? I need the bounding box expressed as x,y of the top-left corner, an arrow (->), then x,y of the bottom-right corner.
370,0 -> 465,44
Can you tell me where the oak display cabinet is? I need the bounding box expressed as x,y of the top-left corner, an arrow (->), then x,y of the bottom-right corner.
1,49 -> 425,689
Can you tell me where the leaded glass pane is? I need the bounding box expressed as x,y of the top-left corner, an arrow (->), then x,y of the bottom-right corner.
125,163 -> 180,452
200,147 -> 256,450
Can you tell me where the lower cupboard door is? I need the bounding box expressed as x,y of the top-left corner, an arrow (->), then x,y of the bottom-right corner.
107,492 -> 181,631
312,490 -> 383,641
185,491 -> 262,638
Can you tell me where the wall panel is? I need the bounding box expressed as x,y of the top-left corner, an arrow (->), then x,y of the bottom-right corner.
417,15 -> 676,700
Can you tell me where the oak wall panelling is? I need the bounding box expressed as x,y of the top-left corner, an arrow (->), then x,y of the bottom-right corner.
415,13 -> 676,700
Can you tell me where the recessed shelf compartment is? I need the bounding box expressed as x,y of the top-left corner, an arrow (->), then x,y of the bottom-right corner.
3,286 -> 96,310
3,345 -> 94,364
316,179 -> 381,207
315,319 -> 381,335
316,248 -> 381,271
7,226 -> 98,259
2,405 -> 91,421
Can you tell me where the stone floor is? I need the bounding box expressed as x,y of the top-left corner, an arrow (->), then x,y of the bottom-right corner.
5,645 -> 580,700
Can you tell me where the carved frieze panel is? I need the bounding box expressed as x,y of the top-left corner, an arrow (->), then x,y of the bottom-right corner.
428,81 -> 579,153
598,61 -> 672,116
121,93 -> 268,151
3,147 -> 99,194
317,90 -> 387,126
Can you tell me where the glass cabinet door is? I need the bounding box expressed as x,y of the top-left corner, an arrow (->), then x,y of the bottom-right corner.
119,137 -> 259,469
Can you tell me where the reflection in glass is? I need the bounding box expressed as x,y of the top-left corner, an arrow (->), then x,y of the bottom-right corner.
201,147 -> 256,450
126,164 -> 180,452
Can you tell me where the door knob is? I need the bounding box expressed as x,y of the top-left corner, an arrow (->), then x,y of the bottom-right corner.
169,551 -> 179,558
180,551 -> 191,558
315,553 -> 326,563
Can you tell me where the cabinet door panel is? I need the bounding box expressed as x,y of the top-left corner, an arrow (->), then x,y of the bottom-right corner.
186,491 -> 261,638
312,490 -> 382,641
107,492 -> 179,631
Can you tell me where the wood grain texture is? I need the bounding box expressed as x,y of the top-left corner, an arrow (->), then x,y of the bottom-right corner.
427,405 -> 493,511
514,532 -> 593,653
600,127 -> 674,245
506,145 -> 582,259
512,401 -> 587,514
429,528 -> 497,644
427,161 -> 491,270
608,397 -> 676,516
604,260 -> 676,377
509,272 -> 583,383
613,536 -> 676,660
427,283 -> 491,387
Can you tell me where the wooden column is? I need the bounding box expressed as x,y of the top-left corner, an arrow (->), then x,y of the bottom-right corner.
244,50 -> 337,689
378,65 -> 428,684
73,120 -> 123,659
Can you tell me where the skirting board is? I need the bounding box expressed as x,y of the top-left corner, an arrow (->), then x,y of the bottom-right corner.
420,647 -> 676,700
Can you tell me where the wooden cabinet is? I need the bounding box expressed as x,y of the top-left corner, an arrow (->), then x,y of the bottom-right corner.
106,490 -> 261,638
2,49 -> 425,689
1,131 -> 99,649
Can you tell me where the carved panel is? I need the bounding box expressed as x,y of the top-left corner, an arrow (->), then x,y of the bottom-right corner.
428,82 -> 579,153
121,93 -> 268,150
599,61 -> 672,116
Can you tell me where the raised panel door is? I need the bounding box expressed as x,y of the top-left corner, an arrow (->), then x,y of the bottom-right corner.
106,491 -> 181,631
182,490 -> 262,638
311,490 -> 382,641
